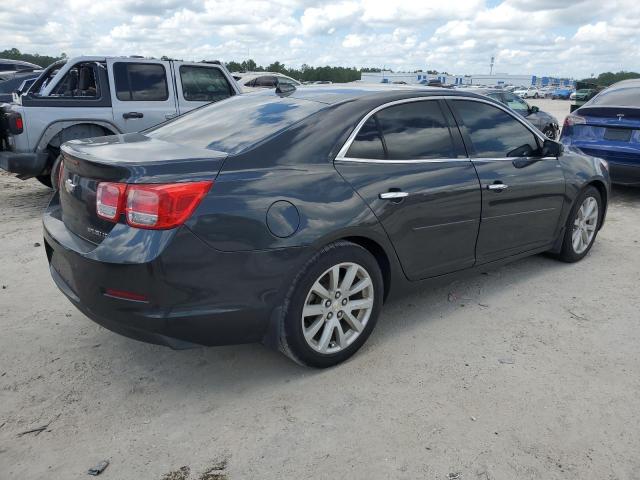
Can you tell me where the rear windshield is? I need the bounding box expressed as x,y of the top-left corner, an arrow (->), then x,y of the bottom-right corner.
147,93 -> 325,154
589,85 -> 640,107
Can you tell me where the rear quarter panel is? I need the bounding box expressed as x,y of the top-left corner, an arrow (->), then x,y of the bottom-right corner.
185,104 -> 406,287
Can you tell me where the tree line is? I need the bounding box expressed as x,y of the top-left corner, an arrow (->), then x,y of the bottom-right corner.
224,60 -> 382,83
4,48 -> 640,86
579,71 -> 640,86
1,48 -> 66,67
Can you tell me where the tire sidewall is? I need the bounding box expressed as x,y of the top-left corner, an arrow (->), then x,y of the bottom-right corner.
282,243 -> 384,368
561,186 -> 602,262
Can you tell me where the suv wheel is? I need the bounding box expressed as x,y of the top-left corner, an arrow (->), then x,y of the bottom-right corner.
278,241 -> 383,368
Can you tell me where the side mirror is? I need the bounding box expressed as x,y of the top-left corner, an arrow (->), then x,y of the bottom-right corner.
542,139 -> 563,157
529,105 -> 539,113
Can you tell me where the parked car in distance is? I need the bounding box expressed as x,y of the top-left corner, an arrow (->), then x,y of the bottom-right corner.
475,88 -> 559,138
570,88 -> 595,101
233,72 -> 301,92
43,85 -> 610,367
514,86 -> 541,98
552,87 -> 573,99
0,71 -> 40,103
0,56 -> 241,187
561,79 -> 640,185
0,58 -> 42,81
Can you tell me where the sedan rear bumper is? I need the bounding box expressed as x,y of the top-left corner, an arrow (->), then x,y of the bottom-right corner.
43,194 -> 310,349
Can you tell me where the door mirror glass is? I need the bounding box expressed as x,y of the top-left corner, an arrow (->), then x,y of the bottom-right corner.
542,139 -> 562,157
529,105 -> 539,114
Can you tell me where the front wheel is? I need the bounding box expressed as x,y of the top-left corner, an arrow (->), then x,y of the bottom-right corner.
278,241 -> 384,368
557,186 -> 602,262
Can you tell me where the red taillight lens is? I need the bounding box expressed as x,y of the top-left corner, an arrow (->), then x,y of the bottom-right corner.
96,181 -> 212,228
7,113 -> 23,134
57,159 -> 65,191
96,182 -> 126,221
125,181 -> 212,229
564,114 -> 586,127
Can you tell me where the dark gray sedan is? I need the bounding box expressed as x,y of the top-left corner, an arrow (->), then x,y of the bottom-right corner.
475,88 -> 560,139
43,85 -> 610,367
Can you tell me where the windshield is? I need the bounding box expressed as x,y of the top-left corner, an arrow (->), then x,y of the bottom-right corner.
147,92 -> 326,154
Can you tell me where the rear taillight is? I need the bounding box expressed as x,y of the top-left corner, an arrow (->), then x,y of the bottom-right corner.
96,181 -> 212,229
96,182 -> 127,221
7,112 -> 24,134
564,114 -> 586,127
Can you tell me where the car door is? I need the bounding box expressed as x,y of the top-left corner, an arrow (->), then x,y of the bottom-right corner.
334,98 -> 481,281
447,98 -> 565,264
107,58 -> 178,132
172,62 -> 237,115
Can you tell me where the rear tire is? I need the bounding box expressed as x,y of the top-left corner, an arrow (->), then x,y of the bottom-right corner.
557,186 -> 602,262
278,241 -> 384,368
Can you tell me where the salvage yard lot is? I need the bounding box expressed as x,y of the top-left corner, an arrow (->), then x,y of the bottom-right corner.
1,98 -> 640,479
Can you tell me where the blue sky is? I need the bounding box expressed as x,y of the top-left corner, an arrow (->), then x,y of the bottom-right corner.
1,0 -> 638,78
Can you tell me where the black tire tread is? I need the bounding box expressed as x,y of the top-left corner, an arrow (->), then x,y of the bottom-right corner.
277,240 -> 381,367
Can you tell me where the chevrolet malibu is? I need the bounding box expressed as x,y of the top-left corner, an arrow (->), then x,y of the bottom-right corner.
44,86 -> 610,367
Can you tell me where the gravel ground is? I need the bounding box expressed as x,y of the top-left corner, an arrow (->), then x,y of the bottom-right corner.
1,101 -> 640,479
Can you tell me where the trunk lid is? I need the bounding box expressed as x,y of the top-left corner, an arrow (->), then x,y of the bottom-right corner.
59,132 -> 226,244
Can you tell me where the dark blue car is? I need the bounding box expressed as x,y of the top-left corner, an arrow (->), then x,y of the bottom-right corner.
561,79 -> 640,185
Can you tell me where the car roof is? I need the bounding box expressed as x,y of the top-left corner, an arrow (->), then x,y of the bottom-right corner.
609,78 -> 640,89
0,58 -> 41,69
274,84 -> 490,105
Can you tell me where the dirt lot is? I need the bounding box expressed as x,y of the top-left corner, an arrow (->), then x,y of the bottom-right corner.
1,103 -> 640,479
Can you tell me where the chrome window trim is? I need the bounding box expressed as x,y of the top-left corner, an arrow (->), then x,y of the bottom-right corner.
335,157 -> 469,164
334,95 -> 549,163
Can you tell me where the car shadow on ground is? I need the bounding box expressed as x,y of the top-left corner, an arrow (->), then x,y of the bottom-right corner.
611,185 -> 640,204
88,249 -> 576,396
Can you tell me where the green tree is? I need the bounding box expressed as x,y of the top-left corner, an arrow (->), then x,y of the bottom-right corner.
0,48 -> 63,67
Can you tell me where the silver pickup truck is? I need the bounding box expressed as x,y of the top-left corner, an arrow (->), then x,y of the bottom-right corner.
0,56 -> 240,187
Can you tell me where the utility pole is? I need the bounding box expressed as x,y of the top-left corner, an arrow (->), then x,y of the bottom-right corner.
490,56 -> 495,75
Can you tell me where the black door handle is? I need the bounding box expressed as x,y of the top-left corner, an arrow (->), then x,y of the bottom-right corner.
123,112 -> 144,119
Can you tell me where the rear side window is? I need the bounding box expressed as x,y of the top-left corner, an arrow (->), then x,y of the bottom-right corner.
453,100 -> 539,157
114,63 -> 168,101
347,117 -> 385,159
375,101 -> 455,159
254,76 -> 277,88
179,66 -> 232,102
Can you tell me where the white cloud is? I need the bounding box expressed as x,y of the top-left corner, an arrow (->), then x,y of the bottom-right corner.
0,0 -> 639,77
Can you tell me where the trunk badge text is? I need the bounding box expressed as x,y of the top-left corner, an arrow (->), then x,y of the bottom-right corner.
87,227 -> 108,238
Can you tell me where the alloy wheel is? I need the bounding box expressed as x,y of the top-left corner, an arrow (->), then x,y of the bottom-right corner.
572,196 -> 598,254
301,262 -> 374,354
